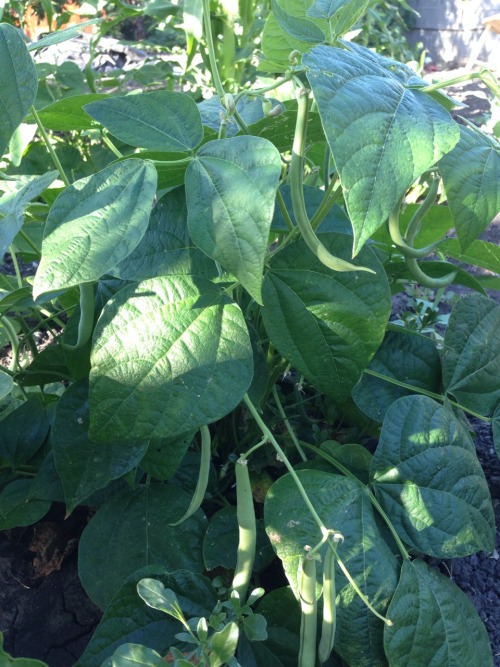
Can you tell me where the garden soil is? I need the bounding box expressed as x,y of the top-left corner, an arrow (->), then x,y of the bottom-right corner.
0,63 -> 499,666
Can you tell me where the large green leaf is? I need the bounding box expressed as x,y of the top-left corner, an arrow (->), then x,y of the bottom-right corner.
106,644 -> 165,667
52,381 -> 149,513
35,93 -> 108,131
261,12 -> 312,72
111,187 -> 217,282
439,238 -> 500,275
76,566 -> 217,667
304,43 -> 460,254
371,395 -> 495,557
0,171 -> 57,257
139,432 -> 194,480
0,479 -> 51,530
352,328 -> 442,422
384,559 -> 492,666
439,124 -> 500,251
0,396 -> 48,468
264,469 -> 399,667
261,234 -> 390,401
33,160 -> 157,296
0,24 -> 38,157
84,91 -> 203,152
442,294 -> 500,416
307,0 -> 371,37
186,136 -> 281,304
78,485 -> 208,609
271,0 -> 325,43
89,274 -> 253,441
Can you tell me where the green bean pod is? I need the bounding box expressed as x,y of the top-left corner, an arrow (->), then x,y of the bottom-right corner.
231,457 -> 257,603
64,281 -> 95,350
298,554 -> 318,667
291,90 -> 374,275
170,425 -> 211,526
318,546 -> 336,664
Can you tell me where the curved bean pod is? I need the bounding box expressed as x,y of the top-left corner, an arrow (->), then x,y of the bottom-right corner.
170,425 -> 211,526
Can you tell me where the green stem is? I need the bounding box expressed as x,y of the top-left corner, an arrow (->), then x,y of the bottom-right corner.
202,0 -> 226,101
243,394 -> 329,538
363,368 -> 490,421
276,189 -> 295,232
290,89 -> 374,274
309,177 -> 341,231
299,441 -> 410,561
31,105 -> 70,187
18,229 -> 41,257
8,246 -> 23,288
271,386 -> 307,461
102,132 -> 124,159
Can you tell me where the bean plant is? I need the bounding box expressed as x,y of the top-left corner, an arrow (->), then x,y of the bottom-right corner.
1,1 -> 500,666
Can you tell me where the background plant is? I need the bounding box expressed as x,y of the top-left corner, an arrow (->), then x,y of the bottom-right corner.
0,1 -> 500,666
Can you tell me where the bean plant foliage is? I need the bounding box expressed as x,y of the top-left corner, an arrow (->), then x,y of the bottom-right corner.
0,1 -> 500,666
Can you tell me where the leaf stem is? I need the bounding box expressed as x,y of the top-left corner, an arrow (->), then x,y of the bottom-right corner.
30,105 -> 70,187
8,246 -> 23,288
1,315 -> 20,371
202,0 -> 226,101
271,386 -> 307,461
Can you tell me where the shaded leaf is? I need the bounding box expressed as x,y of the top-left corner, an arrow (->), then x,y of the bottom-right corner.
0,396 -> 48,468
442,293 -> 500,416
439,125 -> 500,251
371,395 -> 495,557
384,559 -> 492,666
262,234 -> 390,401
0,479 -> 51,530
78,485 -> 207,608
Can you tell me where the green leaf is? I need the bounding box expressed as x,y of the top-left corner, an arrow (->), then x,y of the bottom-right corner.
108,644 -> 166,667
26,19 -> 103,51
210,621 -> 239,667
304,43 -> 460,254
136,579 -> 185,620
139,432 -> 194,480
271,0 -> 325,43
0,171 -> 57,257
439,125 -> 500,251
51,381 -> 149,513
0,24 -> 38,158
261,234 -> 390,401
384,559 -> 492,666
256,588 -> 301,666
261,12 -> 312,73
0,632 -> 49,666
352,329 -> 442,422
0,396 -> 48,468
186,136 -> 281,304
85,91 -> 203,152
0,369 -> 13,401
308,0 -> 371,37
371,395 -> 495,557
90,274 -> 253,441
243,614 -> 268,642
264,469 -> 399,666
35,94 -> 108,131
442,294 -> 500,416
439,238 -> 500,275
0,479 -> 51,530
111,187 -> 217,282
33,160 -> 157,296
76,566 -> 217,667
198,94 -> 277,138
78,485 -> 208,608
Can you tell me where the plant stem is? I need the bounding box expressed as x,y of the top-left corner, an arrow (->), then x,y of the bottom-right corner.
276,189 -> 295,232
1,315 -> 20,371
8,246 -> 23,289
30,105 -> 70,187
362,368 -> 490,421
102,132 -> 124,159
202,0 -> 226,101
271,386 -> 307,461
243,393 -> 329,538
